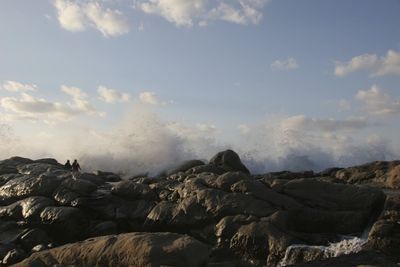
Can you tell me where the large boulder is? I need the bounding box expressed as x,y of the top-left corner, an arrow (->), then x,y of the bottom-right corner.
60,178 -> 97,195
0,157 -> 32,176
230,220 -> 298,266
281,179 -> 386,234
13,232 -> 211,267
40,206 -> 87,243
0,174 -> 62,204
366,194 -> 400,258
0,196 -> 54,222
16,163 -> 64,176
282,179 -> 385,212
210,150 -> 250,174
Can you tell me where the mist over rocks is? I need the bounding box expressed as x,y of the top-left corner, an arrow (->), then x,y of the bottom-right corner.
0,150 -> 398,266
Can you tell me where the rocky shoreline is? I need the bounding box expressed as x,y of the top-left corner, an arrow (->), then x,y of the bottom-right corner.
0,150 -> 399,266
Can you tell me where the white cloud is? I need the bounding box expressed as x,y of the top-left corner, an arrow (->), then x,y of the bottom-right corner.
271,57 -> 299,70
97,86 -> 130,103
2,80 -> 37,92
1,93 -> 58,116
53,0 -> 87,32
138,0 -> 270,27
85,2 -> 130,36
139,91 -> 166,105
209,3 -> 247,25
140,0 -> 206,27
61,85 -> 100,116
335,49 -> 400,77
61,85 -> 88,99
0,85 -> 102,121
53,0 -> 129,37
355,85 -> 400,115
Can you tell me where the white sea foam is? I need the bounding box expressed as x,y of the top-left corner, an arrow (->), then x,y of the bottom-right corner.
279,236 -> 368,266
1,107 -> 399,176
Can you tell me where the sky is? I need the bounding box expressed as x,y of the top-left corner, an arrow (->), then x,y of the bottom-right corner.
0,0 -> 400,175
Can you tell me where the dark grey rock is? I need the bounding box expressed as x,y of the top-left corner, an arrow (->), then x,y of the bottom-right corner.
166,159 -> 206,176
112,181 -> 157,201
78,173 -> 105,185
0,157 -> 32,176
0,174 -> 62,204
0,221 -> 27,244
210,150 -> 250,174
61,178 -> 97,195
19,229 -> 51,251
94,170 -> 121,182
40,206 -> 87,243
89,221 -> 117,237
17,163 -> 64,176
2,248 -> 26,265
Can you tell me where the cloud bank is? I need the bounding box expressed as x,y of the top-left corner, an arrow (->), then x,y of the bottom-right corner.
1,81 -> 399,176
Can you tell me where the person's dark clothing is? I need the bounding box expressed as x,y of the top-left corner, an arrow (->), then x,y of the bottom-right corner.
64,160 -> 72,170
72,160 -> 81,172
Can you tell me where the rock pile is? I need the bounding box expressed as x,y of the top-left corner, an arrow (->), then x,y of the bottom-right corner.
0,151 -> 398,266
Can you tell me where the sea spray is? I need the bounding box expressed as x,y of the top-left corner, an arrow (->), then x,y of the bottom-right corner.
279,236 -> 368,266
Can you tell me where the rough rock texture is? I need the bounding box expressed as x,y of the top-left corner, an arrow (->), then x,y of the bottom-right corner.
210,149 -> 250,174
366,192 -> 400,258
0,151 -> 398,266
332,161 -> 400,189
13,232 -> 210,267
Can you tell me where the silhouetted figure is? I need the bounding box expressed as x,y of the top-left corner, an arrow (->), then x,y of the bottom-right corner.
64,160 -> 72,170
72,159 -> 81,173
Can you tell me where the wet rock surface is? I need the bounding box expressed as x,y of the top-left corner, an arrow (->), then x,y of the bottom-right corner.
0,151 -> 397,266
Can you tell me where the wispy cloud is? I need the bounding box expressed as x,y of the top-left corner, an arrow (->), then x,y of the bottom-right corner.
97,86 -> 131,103
271,57 -> 299,70
139,91 -> 167,105
1,80 -> 37,92
138,0 -> 270,27
335,49 -> 400,77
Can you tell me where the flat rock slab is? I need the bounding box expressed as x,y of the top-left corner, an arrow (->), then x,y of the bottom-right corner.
12,232 -> 211,267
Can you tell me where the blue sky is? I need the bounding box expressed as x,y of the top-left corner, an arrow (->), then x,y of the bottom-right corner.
0,0 -> 400,174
